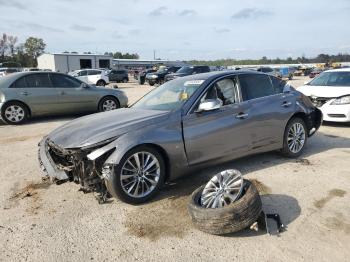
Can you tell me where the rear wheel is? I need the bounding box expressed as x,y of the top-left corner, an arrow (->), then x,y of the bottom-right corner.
98,96 -> 120,112
1,102 -> 29,125
281,117 -> 307,157
96,80 -> 106,86
105,146 -> 166,204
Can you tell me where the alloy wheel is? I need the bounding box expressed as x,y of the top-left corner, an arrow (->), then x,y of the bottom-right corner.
200,169 -> 244,208
287,122 -> 306,153
102,100 -> 117,111
120,152 -> 160,198
4,105 -> 25,123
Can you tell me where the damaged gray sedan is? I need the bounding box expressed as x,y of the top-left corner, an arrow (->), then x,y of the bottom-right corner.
38,71 -> 322,204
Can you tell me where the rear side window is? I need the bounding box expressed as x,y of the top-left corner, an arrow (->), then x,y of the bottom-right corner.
238,74 -> 275,101
11,77 -> 27,88
270,76 -> 286,93
25,74 -> 52,88
50,74 -> 81,88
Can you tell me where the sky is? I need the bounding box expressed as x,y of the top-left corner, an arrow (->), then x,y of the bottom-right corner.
0,0 -> 350,60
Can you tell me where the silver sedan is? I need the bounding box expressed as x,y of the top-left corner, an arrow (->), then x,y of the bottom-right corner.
0,72 -> 128,124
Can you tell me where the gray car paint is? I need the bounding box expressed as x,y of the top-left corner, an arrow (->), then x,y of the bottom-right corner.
0,72 -> 128,117
39,71 -> 322,182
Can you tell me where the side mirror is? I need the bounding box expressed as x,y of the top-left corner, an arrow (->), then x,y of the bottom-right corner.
196,99 -> 222,113
81,83 -> 89,89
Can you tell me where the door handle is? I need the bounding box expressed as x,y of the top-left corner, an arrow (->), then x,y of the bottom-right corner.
235,112 -> 248,119
281,101 -> 292,107
20,91 -> 28,96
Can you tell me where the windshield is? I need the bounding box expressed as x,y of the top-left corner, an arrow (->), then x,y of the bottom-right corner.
309,71 -> 350,87
132,78 -> 205,111
177,66 -> 194,74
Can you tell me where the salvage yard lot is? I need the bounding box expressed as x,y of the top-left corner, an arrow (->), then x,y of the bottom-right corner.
0,77 -> 349,262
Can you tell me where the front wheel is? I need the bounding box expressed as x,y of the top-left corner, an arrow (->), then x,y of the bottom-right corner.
1,102 -> 29,125
105,146 -> 166,204
98,96 -> 120,112
281,117 -> 307,157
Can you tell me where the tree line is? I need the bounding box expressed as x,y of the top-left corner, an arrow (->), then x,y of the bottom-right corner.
104,52 -> 140,59
189,53 -> 350,67
0,33 -> 46,67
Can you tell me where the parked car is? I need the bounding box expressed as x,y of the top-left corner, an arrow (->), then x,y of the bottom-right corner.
70,69 -> 109,86
38,70 -> 322,204
136,69 -> 157,85
0,68 -> 21,77
309,68 -> 323,78
164,65 -> 210,82
297,68 -> 350,122
145,66 -> 181,86
108,69 -> 129,83
256,67 -> 282,78
0,72 -> 128,124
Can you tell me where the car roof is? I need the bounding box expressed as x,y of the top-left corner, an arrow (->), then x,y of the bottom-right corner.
0,71 -> 71,88
324,68 -> 350,73
174,69 -> 267,82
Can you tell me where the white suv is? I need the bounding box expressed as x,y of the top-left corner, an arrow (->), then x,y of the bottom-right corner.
70,69 -> 110,86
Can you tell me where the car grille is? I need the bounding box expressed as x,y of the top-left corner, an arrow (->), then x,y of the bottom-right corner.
308,96 -> 331,107
328,114 -> 346,118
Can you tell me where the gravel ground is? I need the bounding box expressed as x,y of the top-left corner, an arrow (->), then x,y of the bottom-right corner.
0,76 -> 349,262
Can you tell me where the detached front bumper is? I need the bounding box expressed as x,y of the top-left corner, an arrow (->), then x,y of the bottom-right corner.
38,139 -> 69,181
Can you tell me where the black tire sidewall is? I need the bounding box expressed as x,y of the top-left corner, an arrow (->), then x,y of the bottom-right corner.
96,80 -> 106,86
282,117 -> 308,157
1,102 -> 28,125
106,146 -> 166,204
188,180 -> 262,235
98,96 -> 120,112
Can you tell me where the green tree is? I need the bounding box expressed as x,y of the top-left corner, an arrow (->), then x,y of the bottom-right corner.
24,37 -> 46,66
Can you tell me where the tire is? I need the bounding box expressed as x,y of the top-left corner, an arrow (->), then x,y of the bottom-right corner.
149,82 -> 155,86
98,96 -> 120,112
105,146 -> 166,204
96,80 -> 106,86
188,180 -> 262,235
1,101 -> 29,125
281,117 -> 308,157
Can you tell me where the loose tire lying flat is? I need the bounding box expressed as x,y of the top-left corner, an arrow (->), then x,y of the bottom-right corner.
188,180 -> 262,235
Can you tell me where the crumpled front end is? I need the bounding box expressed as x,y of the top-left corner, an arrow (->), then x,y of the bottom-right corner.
38,137 -> 115,202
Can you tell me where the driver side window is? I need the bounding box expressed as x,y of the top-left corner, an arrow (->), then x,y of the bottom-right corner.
201,78 -> 238,106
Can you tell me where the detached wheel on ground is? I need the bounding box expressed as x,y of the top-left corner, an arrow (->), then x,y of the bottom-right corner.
96,80 -> 106,86
1,102 -> 29,125
105,146 -> 166,204
281,117 -> 307,157
98,96 -> 120,112
188,180 -> 262,235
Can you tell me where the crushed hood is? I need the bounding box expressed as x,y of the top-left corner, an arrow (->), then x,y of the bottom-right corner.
47,108 -> 169,148
297,85 -> 350,98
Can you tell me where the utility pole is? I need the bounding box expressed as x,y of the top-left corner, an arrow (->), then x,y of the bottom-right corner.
153,50 -> 156,60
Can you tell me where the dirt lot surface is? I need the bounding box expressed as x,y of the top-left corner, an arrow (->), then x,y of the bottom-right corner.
0,76 -> 349,262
